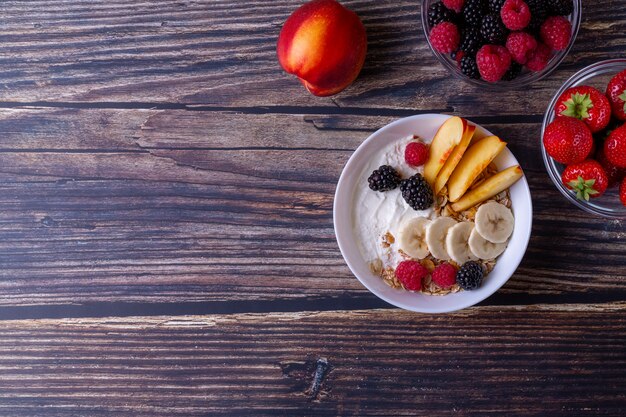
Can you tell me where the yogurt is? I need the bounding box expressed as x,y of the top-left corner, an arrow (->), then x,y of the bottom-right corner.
352,135 -> 434,267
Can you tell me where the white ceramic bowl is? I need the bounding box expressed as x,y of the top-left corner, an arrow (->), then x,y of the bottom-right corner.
334,114 -> 532,313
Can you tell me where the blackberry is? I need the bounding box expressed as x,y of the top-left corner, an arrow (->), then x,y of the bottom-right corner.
459,27 -> 483,55
549,0 -> 573,16
462,0 -> 487,27
488,0 -> 506,13
368,165 -> 401,192
428,1 -> 458,27
400,174 -> 433,210
502,62 -> 522,80
480,13 -> 508,44
456,261 -> 484,290
526,0 -> 548,34
460,55 -> 480,79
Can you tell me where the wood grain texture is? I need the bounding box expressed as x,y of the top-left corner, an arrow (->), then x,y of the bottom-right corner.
0,1 -> 624,414
0,108 -> 624,311
0,0 -> 623,116
0,304 -> 624,416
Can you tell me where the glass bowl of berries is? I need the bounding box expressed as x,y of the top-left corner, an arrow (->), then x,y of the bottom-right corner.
421,0 -> 581,87
541,59 -> 626,218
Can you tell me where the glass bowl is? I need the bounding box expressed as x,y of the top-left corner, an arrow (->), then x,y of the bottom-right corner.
541,59 -> 626,219
421,0 -> 582,88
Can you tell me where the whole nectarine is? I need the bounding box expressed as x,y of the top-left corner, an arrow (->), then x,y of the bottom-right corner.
277,0 -> 367,97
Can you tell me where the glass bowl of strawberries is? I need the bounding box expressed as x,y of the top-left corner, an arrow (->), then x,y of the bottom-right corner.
421,0 -> 581,87
541,59 -> 626,218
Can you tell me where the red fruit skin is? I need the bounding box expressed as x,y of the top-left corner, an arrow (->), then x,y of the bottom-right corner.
596,146 -> 626,187
506,31 -> 537,64
525,43 -> 551,72
604,124 -> 626,168
443,0 -> 465,13
395,260 -> 428,291
431,263 -> 457,289
620,177 -> 626,206
543,117 -> 593,165
277,0 -> 367,97
540,16 -> 572,51
500,0 -> 531,31
476,45 -> 512,83
405,141 -> 429,167
561,160 -> 609,199
606,69 -> 626,121
430,22 -> 460,54
454,50 -> 466,66
555,86 -> 612,133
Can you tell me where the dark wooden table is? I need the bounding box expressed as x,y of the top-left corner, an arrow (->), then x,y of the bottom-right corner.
0,1 -> 624,415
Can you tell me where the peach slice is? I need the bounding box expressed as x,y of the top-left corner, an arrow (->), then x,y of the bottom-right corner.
447,135 -> 507,202
433,124 -> 476,195
424,116 -> 467,186
451,165 -> 523,212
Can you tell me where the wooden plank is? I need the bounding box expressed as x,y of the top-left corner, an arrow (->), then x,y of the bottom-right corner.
0,304 -> 624,416
0,0 -> 623,114
0,108 -> 624,311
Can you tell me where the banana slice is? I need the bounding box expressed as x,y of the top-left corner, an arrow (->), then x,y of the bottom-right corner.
398,217 -> 431,259
425,217 -> 457,261
446,221 -> 479,265
468,228 -> 507,260
475,201 -> 514,243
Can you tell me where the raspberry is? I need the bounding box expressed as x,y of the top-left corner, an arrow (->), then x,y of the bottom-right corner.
476,44 -> 511,82
431,263 -> 457,289
443,0 -> 465,13
525,42 -> 551,72
506,31 -> 537,64
395,260 -> 428,291
453,50 -> 466,66
405,141 -> 429,166
540,16 -> 572,51
500,0 -> 531,30
430,22 -> 461,53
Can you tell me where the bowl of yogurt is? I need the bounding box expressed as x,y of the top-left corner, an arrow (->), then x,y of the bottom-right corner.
333,114 -> 532,313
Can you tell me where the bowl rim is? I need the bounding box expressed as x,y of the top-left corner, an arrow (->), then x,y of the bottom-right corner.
420,0 -> 582,89
540,58 -> 626,219
333,114 -> 533,313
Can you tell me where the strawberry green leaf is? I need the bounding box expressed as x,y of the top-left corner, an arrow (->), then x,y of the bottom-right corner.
567,176 -> 598,201
561,92 -> 593,119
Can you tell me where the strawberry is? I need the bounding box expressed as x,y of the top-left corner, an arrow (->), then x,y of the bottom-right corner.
604,124 -> 626,168
543,117 -> 593,165
555,86 -> 611,133
620,177 -> 626,206
596,146 -> 626,187
561,160 -> 608,200
606,69 -> 626,121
